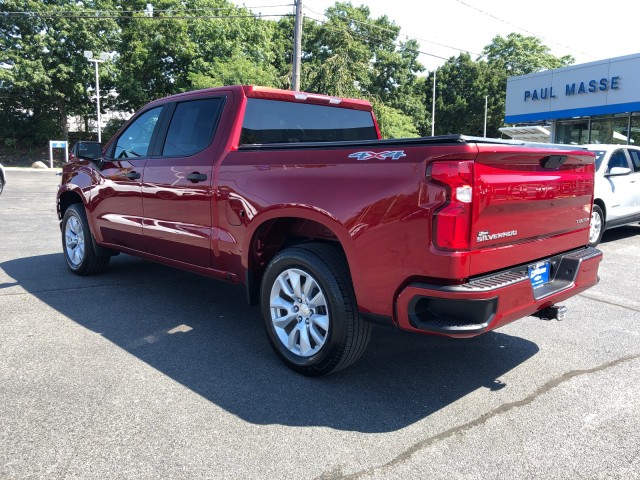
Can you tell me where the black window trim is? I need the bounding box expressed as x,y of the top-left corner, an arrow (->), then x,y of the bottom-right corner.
148,95 -> 227,159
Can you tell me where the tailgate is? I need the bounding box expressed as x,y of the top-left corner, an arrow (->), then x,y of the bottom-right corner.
469,145 -> 595,276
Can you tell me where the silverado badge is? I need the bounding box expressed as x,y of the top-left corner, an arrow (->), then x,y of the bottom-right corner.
477,230 -> 518,243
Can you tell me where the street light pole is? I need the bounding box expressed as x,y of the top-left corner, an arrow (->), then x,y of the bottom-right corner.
484,95 -> 488,138
84,51 -> 108,143
431,69 -> 436,136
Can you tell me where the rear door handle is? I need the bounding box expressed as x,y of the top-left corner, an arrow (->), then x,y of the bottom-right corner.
125,171 -> 141,180
186,172 -> 207,183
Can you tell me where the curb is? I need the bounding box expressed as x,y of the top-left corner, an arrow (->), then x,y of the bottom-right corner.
4,167 -> 63,172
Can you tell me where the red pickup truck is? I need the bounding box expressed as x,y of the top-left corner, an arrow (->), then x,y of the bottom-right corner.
57,85 -> 602,376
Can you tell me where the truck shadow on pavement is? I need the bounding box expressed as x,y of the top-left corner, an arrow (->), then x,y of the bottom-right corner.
2,253 -> 539,433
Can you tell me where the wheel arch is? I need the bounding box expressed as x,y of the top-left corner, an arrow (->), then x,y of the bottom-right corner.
58,186 -> 115,258
57,187 -> 85,222
593,198 -> 606,222
242,209 -> 355,306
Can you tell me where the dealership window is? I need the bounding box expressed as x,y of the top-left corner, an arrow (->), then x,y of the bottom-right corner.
555,113 -> 640,145
555,120 -> 589,145
630,114 -> 640,146
589,114 -> 630,144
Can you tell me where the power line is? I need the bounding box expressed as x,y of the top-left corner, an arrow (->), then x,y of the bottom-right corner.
303,5 -> 479,59
1,11 -> 291,20
304,13 -> 449,61
454,0 -> 595,59
2,4 -> 294,15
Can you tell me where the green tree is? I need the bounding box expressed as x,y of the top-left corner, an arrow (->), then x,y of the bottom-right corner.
0,0 -> 119,144
114,0 -> 283,111
482,33 -> 574,77
371,101 -> 418,138
299,2 -> 424,137
479,33 -> 574,132
426,53 -> 505,137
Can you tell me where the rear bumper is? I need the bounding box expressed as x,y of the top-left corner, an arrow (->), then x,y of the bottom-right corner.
395,246 -> 602,337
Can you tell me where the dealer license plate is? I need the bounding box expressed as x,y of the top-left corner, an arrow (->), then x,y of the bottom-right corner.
528,262 -> 550,290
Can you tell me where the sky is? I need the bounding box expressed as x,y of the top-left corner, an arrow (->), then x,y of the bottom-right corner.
245,0 -> 640,72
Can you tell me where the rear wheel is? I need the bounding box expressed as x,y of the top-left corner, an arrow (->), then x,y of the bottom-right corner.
62,204 -> 110,275
261,243 -> 371,376
589,205 -> 605,247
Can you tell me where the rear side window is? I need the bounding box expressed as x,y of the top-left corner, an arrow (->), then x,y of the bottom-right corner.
240,98 -> 377,145
162,98 -> 224,156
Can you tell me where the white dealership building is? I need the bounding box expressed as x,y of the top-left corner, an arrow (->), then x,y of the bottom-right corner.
503,53 -> 640,145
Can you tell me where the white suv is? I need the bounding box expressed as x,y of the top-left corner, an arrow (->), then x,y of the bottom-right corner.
584,144 -> 640,246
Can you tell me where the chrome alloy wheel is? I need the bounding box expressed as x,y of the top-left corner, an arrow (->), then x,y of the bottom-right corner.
589,209 -> 602,245
64,214 -> 86,268
269,268 -> 330,357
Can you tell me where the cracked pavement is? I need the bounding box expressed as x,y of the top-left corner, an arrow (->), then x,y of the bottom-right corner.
1,170 -> 639,479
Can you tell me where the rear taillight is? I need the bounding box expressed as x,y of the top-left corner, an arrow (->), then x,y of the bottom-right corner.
427,160 -> 474,251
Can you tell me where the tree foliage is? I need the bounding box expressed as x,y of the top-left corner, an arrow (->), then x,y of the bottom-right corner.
482,33 -> 574,76
427,53 -> 507,137
0,0 -> 119,145
0,2 -> 575,148
115,0 -> 282,111
299,2 -> 425,137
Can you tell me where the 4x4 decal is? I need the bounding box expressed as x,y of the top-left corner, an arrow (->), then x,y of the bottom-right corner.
348,150 -> 407,161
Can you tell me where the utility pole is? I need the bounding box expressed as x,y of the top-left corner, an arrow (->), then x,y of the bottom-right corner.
292,0 -> 303,91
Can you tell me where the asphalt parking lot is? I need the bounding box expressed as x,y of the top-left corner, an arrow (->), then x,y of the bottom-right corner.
1,169 -> 639,479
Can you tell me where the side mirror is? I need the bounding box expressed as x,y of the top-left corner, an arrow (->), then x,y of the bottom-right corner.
75,141 -> 103,161
607,166 -> 632,176
73,141 -> 104,170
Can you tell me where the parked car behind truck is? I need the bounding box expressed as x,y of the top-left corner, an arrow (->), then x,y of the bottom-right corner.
57,85 -> 603,376
584,144 -> 640,246
0,162 -> 5,195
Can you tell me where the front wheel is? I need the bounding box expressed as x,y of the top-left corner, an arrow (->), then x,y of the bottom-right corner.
62,203 -> 110,275
589,204 -> 605,247
261,243 -> 371,376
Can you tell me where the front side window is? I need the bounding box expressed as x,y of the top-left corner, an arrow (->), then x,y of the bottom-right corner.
240,98 -> 378,145
162,98 -> 224,156
607,150 -> 630,172
113,107 -> 162,159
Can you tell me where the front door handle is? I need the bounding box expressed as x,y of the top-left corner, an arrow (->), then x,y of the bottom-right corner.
125,171 -> 141,180
186,172 -> 207,183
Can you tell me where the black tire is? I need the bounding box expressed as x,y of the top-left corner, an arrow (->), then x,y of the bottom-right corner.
61,203 -> 110,275
588,204 -> 605,247
0,176 -> 4,195
260,243 -> 371,376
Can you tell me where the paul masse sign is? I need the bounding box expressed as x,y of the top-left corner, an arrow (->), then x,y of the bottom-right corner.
505,53 -> 640,123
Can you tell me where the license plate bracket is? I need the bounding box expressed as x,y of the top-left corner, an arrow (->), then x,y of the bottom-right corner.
528,261 -> 550,290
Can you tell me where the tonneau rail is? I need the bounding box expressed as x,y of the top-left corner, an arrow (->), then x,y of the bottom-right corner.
238,134 -> 589,151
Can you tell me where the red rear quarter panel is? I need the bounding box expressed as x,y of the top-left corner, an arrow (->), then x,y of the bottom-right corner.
216,144 -> 480,318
